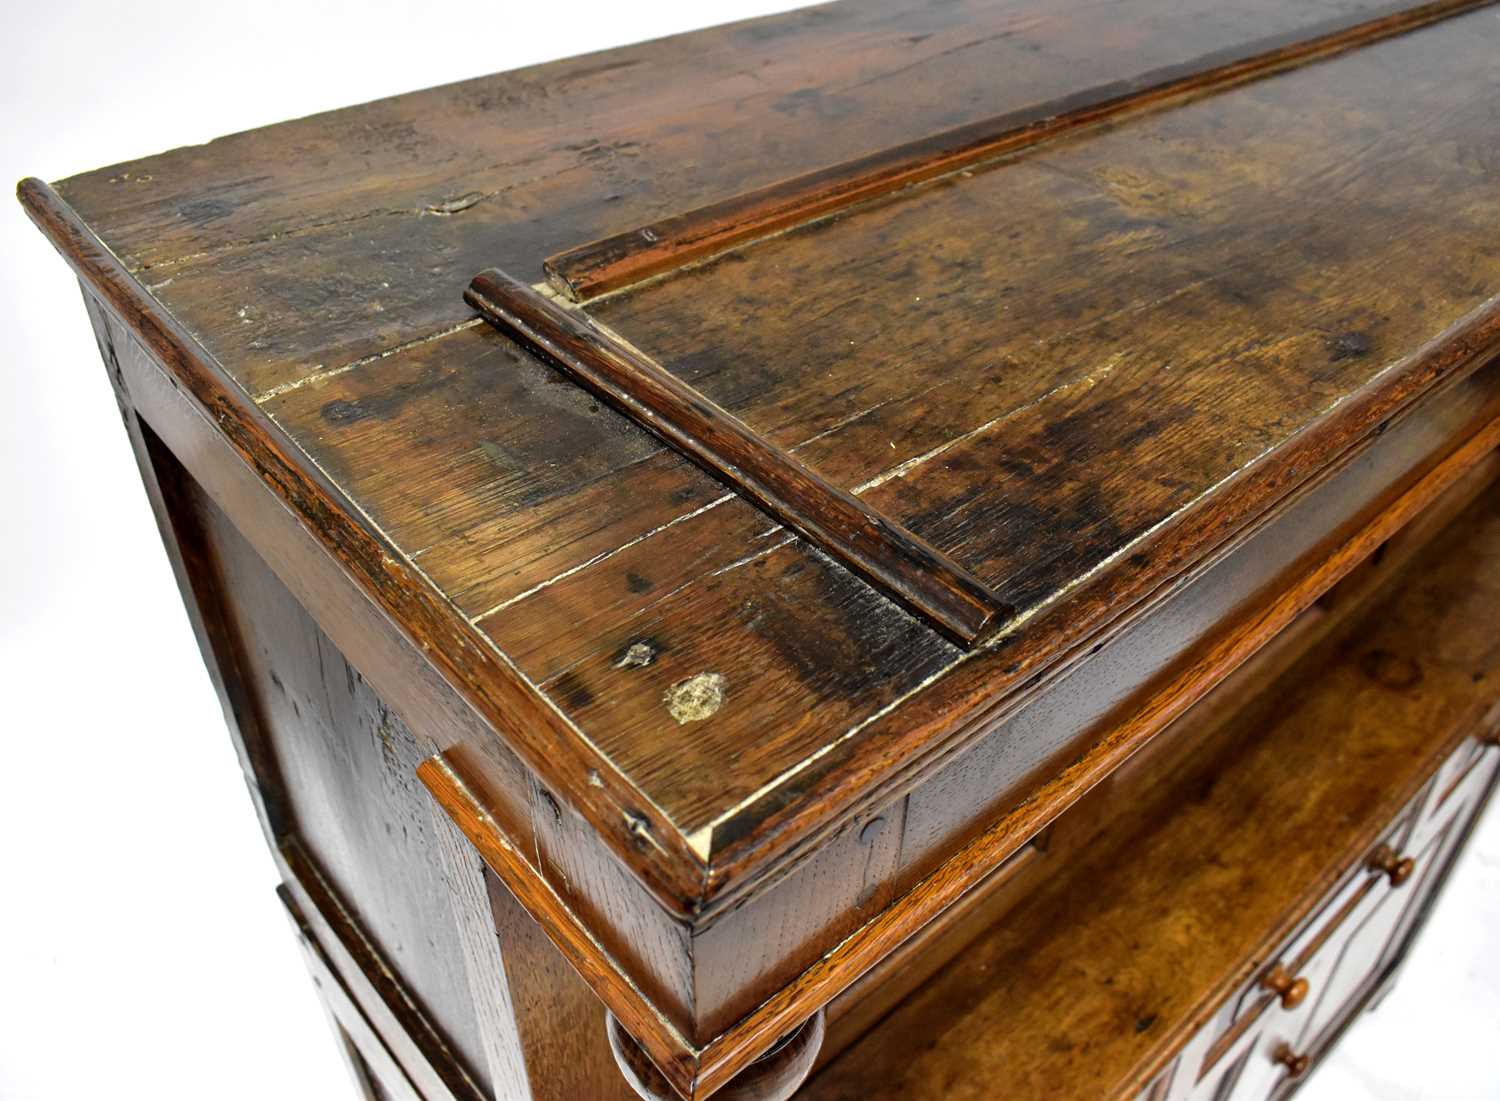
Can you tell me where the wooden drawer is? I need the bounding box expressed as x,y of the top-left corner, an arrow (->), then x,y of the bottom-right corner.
1193,810 -> 1409,1097
1191,730 -> 1498,1100
1204,810 -> 1411,1073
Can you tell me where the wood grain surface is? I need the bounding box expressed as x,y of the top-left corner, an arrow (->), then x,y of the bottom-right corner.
546,0 -> 1492,301
466,268 -> 1008,645
802,485 -> 1500,1100
22,0 -> 1500,919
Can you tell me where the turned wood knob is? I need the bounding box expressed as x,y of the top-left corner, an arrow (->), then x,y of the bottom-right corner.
1261,963 -> 1310,1010
1275,1045 -> 1311,1078
607,1009 -> 826,1101
1368,844 -> 1416,887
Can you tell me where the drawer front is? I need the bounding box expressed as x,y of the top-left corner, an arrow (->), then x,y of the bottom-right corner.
1185,731 -> 1498,1100
1293,813 -> 1455,1058
1202,806 -> 1413,1075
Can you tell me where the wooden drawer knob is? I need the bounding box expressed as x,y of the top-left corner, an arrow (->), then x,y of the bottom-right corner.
1275,1045 -> 1311,1078
1368,844 -> 1416,886
1261,963 -> 1310,1010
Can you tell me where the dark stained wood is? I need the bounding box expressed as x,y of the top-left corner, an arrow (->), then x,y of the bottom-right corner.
421,401 -> 1500,1095
89,274 -> 708,1060
546,13 -> 1500,886
478,868 -> 638,1101
311,8 -> 1500,924
16,176 -> 713,913
800,485 -> 1500,1101
545,0 -> 1496,301
185,483 -> 494,1092
280,886 -> 428,1101
279,840 -> 488,1101
466,268 -> 1008,645
49,0 -> 1476,392
425,783 -> 535,1099
421,385 -> 1500,1087
416,754 -> 699,1095
20,4 -> 1500,1099
25,1 -> 1500,927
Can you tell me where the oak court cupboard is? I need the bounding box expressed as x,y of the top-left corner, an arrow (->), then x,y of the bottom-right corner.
20,0 -> 1500,1097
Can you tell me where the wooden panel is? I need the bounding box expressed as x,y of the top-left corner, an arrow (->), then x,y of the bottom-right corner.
480,867 -> 638,1101
281,886 -> 427,1101
50,0 -> 1469,397
177,476 -> 494,1094
546,0 -> 1490,301
422,413 -> 1500,1096
456,8 -> 1500,866
583,8 -> 1500,598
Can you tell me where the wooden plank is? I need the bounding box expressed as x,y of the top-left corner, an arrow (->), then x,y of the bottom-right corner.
584,10 -> 1500,595
546,0 -> 1494,301
244,5 -> 1500,904
51,0 -> 1463,398
417,755 -> 702,1098
24,0 -> 1500,924
484,14 -> 1500,848
466,268 -> 1007,645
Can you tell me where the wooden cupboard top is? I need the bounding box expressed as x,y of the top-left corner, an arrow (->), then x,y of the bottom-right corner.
21,0 -> 1500,913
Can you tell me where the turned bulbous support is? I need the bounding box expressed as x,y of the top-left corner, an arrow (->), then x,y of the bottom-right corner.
607,1009 -> 826,1101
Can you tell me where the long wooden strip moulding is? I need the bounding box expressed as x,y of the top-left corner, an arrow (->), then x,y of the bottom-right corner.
464,267 -> 1011,647
419,403 -> 1500,1100
545,0 -> 1496,303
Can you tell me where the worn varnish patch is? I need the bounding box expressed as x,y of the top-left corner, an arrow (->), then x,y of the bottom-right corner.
665,673 -> 727,724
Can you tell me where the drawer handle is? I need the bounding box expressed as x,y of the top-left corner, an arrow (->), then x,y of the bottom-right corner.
1261,963 -> 1311,1010
1275,1045 -> 1312,1078
1368,844 -> 1416,887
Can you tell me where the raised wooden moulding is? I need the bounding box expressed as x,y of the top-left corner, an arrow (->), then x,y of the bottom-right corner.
470,0 -> 1497,651
465,269 -> 1010,647
544,0 -> 1494,303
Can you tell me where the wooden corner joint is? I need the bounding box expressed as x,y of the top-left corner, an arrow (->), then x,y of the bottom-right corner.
418,748 -> 833,1099
609,1009 -> 826,1101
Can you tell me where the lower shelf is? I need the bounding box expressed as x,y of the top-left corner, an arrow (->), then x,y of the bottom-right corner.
801,469 -> 1500,1100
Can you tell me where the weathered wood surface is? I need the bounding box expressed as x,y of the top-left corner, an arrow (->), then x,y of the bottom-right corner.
53,0 -> 1460,390
801,485 -> 1500,1100
466,267 -> 1009,646
24,0 -> 1500,917
544,0 -> 1491,302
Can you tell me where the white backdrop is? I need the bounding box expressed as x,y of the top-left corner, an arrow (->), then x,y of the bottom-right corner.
1,3 -> 1495,1099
